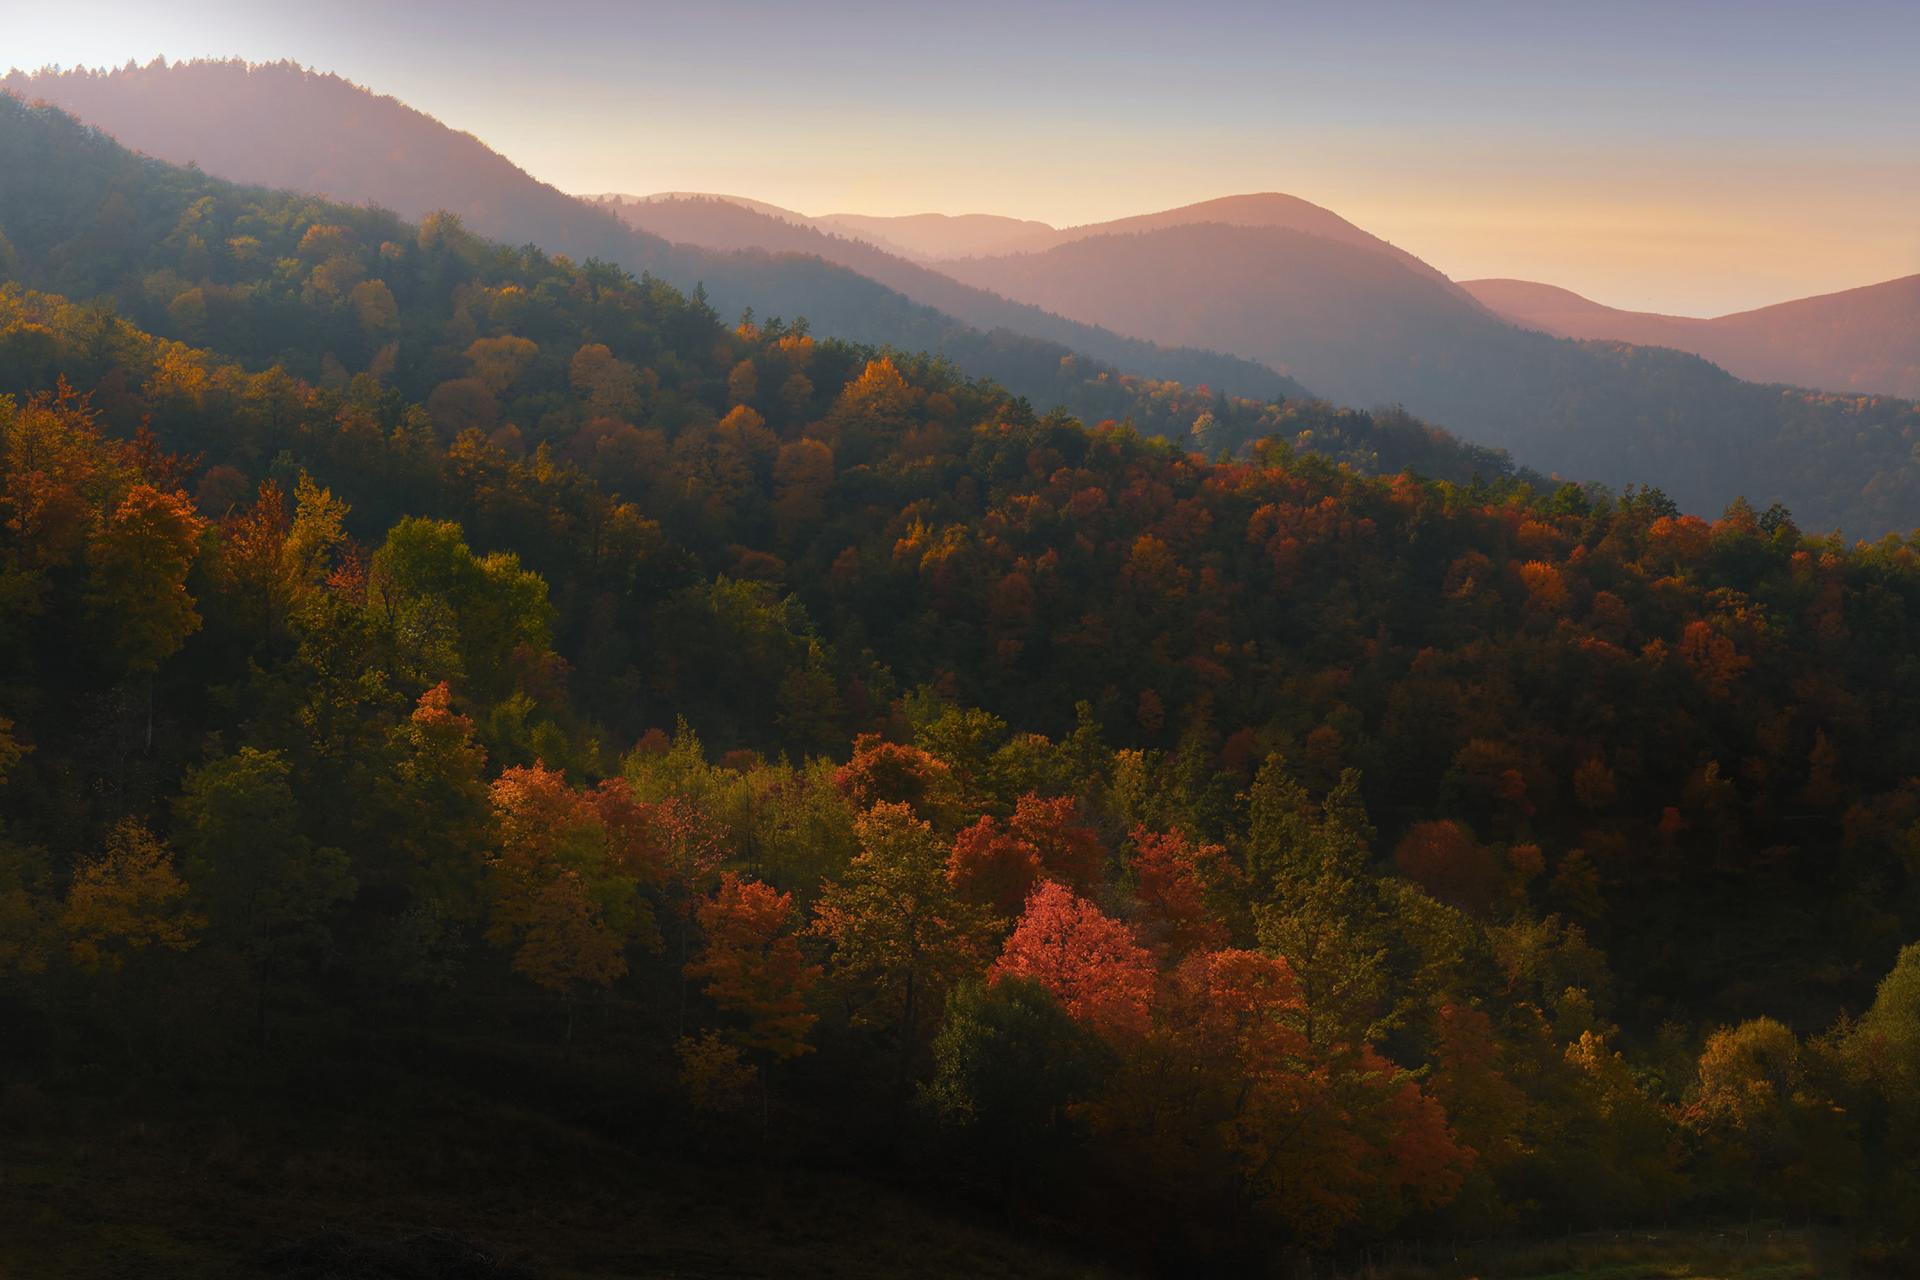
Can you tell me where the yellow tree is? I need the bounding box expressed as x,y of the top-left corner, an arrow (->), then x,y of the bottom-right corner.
62,818 -> 202,973
487,763 -> 657,1041
86,483 -> 205,676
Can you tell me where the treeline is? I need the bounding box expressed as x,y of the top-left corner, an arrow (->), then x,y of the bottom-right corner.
0,93 -> 1916,1273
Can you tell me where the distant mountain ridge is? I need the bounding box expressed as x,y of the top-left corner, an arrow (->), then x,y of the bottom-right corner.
5,59 -> 1300,410
590,193 -> 1307,399
1464,275 -> 1920,400
812,210 -> 1054,259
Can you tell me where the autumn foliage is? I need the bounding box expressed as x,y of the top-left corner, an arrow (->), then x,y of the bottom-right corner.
3,98 -> 1919,1268
991,881 -> 1156,1040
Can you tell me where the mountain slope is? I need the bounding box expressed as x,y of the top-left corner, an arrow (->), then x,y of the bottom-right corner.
5,59 -> 1300,407
594,194 -> 1306,400
812,209 -> 1052,259
932,219 -> 1920,530
1465,274 -> 1920,400
942,221 -> 1492,397
0,93 -> 1516,489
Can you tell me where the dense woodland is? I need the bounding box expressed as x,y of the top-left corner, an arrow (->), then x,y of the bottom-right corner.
2,93 -> 1919,1274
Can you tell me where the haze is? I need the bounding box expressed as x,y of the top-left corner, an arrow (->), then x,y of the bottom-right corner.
10,0 -> 1918,315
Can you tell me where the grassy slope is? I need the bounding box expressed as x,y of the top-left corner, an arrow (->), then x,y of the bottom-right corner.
1,1054 -> 1119,1279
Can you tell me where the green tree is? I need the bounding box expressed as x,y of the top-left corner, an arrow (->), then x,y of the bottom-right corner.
175,747 -> 354,1040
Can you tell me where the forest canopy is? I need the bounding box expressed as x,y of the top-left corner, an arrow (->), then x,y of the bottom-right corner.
1,89 -> 1918,1274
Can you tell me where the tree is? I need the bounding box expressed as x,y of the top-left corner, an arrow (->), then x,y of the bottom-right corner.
62,818 -> 201,973
465,334 -> 538,396
921,976 -> 1109,1168
1092,947 -> 1467,1246
1128,826 -> 1233,957
1684,1017 -> 1847,1212
948,793 -> 1104,913
688,873 -> 820,1061
1846,940 -> 1920,1099
990,880 -> 1155,1041
833,734 -> 954,815
570,342 -> 651,420
486,763 -> 657,1037
813,802 -> 991,1099
948,814 -> 1043,914
367,517 -> 552,697
175,747 -> 354,1038
86,482 -> 205,674
1841,941 -> 1920,1232
772,438 -> 833,540
379,682 -> 491,916
1393,819 -> 1501,914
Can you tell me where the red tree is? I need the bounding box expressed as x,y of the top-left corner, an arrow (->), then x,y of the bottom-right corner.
991,880 -> 1155,1039
688,873 -> 820,1061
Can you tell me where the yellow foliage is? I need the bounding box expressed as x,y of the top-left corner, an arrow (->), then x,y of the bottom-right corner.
62,819 -> 202,974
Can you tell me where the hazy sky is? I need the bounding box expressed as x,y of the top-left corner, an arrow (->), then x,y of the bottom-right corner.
10,0 -> 1918,315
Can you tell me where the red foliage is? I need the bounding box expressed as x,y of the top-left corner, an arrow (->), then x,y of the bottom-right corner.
948,793 -> 1105,912
833,732 -> 951,811
991,880 -> 1155,1040
947,815 -> 1042,913
688,872 -> 820,1060
588,777 -> 670,886
1129,826 -> 1233,957
1394,819 -> 1501,913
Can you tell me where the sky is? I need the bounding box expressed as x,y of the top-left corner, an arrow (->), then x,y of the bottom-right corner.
8,0 -> 1918,315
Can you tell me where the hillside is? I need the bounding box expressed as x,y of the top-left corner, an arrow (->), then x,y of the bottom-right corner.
2,67 -> 1920,1278
937,220 -> 1920,532
4,59 -> 1300,408
0,93 -> 1518,492
595,194 -> 1308,402
1466,274 -> 1920,400
1020,193 -> 1469,294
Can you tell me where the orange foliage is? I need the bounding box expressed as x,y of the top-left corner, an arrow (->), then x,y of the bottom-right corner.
991,880 -> 1155,1040
1129,826 -> 1233,957
688,873 -> 820,1060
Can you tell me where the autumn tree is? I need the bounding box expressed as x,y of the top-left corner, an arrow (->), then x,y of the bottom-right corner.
948,793 -> 1104,913
1393,819 -> 1502,915
486,762 -> 657,1038
688,872 -> 820,1061
62,818 -> 201,973
990,880 -> 1155,1041
1683,1017 -> 1850,1212
1128,825 -> 1234,957
86,482 -> 206,676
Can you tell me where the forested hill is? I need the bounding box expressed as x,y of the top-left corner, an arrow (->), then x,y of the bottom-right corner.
2,78 -> 1919,1280
0,92 -> 1519,486
2,59 -> 1304,407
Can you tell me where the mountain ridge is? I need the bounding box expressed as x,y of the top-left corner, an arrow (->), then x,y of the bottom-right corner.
3,59 -> 1303,410
1464,273 -> 1920,399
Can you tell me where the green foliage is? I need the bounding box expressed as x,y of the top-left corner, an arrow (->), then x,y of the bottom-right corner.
174,746 -> 355,982
922,977 -> 1110,1146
